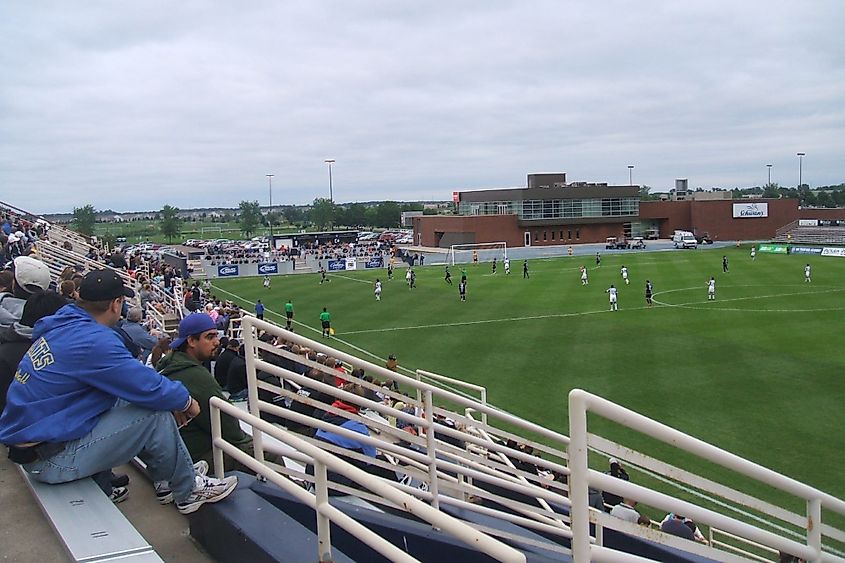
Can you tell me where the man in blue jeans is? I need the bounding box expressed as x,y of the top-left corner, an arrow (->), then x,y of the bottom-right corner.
0,269 -> 237,514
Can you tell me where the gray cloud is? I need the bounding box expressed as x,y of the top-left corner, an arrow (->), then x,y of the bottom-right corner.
1,1 -> 842,213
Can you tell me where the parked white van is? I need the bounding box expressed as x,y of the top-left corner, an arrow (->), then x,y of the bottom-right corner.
672,230 -> 698,249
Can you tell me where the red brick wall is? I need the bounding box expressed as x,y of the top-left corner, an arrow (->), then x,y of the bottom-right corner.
639,201 -> 692,237
798,208 -> 845,220
640,199 -> 800,240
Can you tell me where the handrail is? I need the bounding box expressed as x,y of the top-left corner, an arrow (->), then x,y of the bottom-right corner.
568,389 -> 845,563
209,397 -> 527,563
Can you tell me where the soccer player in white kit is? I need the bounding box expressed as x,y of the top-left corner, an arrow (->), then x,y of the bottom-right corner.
750,247 -> 756,261
374,278 -> 382,300
263,275 -> 271,289
606,284 -> 618,311
504,257 -> 510,275
707,277 -> 716,300
580,266 -> 588,285
621,266 -> 629,285
804,264 -> 811,283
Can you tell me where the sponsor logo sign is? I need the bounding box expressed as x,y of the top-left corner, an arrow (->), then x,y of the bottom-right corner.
789,247 -> 823,255
821,247 -> 845,257
733,202 -> 768,218
327,260 -> 347,271
217,265 -> 239,277
257,262 -> 278,275
799,219 -> 819,227
758,244 -> 788,254
345,258 -> 357,271
365,256 -> 384,269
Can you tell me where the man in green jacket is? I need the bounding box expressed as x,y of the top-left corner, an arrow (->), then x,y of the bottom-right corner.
158,313 -> 253,471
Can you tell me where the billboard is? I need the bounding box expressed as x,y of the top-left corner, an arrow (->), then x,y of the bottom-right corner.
733,202 -> 768,218
364,256 -> 384,269
327,260 -> 347,271
798,219 -> 819,227
789,247 -> 823,255
217,265 -> 239,277
257,262 -> 279,275
757,244 -> 788,254
821,247 -> 845,257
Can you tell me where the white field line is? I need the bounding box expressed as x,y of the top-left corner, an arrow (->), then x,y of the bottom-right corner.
652,285 -> 845,310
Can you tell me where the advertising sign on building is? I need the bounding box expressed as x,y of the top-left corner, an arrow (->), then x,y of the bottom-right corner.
217,265 -> 239,277
257,263 -> 279,275
789,247 -> 823,255
732,203 -> 768,218
798,219 -> 819,227
327,259 -> 347,271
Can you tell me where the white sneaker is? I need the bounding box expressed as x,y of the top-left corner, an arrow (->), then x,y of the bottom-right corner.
154,460 -> 211,505
176,475 -> 238,514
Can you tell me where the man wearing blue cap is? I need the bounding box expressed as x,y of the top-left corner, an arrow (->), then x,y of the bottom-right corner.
157,313 -> 253,472
0,270 -> 238,514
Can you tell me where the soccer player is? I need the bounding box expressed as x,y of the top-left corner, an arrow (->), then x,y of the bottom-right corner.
444,266 -> 452,285
621,265 -> 629,285
523,260 -> 529,278
410,269 -> 416,288
645,280 -> 654,307
319,266 -> 329,284
405,267 -> 413,288
707,277 -> 716,300
504,257 -> 510,275
459,279 -> 467,301
750,247 -> 756,261
722,255 -> 729,273
805,264 -> 812,283
460,267 -> 468,283
580,266 -> 588,285
284,299 -> 294,330
320,307 -> 331,338
492,257 -> 497,274
387,262 -> 394,280
596,253 -> 601,267
606,284 -> 618,311
374,278 -> 382,300
262,275 -> 270,289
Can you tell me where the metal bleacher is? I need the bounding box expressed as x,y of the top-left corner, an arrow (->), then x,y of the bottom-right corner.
773,220 -> 845,245
198,314 -> 845,563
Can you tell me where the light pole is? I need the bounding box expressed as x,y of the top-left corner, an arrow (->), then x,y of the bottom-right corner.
324,159 -> 335,231
766,164 -> 772,186
266,174 -> 274,240
627,165 -> 634,186
796,153 -> 805,190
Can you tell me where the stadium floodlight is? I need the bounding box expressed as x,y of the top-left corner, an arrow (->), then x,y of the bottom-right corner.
449,242 -> 508,266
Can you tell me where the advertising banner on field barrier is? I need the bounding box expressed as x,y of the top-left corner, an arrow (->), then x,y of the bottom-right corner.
345,258 -> 357,271
257,262 -> 279,275
789,247 -> 823,255
757,244 -> 788,254
364,256 -> 384,268
327,259 -> 347,271
217,264 -> 239,277
821,247 -> 845,257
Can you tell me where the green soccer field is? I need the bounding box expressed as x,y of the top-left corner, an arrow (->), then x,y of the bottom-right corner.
211,245 -> 845,506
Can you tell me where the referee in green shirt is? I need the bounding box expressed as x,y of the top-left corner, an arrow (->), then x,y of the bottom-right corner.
319,307 -> 331,337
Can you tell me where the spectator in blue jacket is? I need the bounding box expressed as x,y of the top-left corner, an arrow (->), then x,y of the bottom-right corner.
0,269 -> 238,514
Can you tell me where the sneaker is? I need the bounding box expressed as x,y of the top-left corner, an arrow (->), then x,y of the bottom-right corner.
155,461 -> 210,505
111,473 -> 130,488
110,486 -> 129,504
176,475 -> 238,515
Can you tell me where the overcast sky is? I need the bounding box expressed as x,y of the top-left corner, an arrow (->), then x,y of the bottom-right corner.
1,1 -> 843,213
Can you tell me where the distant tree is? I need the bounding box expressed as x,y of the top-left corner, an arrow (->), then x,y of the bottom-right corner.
373,201 -> 401,228
237,201 -> 262,236
422,208 -> 438,215
731,189 -> 743,199
762,183 -> 780,198
159,205 -> 183,243
815,191 -> 834,208
265,211 -> 280,230
310,198 -> 337,230
801,191 -> 817,207
401,202 -> 424,212
343,203 -> 368,228
72,204 -> 97,237
281,206 -> 304,225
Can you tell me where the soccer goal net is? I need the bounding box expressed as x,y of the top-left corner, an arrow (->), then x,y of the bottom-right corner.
448,242 -> 508,266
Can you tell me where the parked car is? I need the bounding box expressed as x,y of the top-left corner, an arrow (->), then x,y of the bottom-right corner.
672,231 -> 698,249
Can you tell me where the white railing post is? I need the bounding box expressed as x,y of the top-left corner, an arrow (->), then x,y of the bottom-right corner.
209,396 -> 225,479
808,498 -> 822,563
314,461 -> 333,563
568,390 -> 591,563
423,390 -> 440,510
241,317 -> 265,465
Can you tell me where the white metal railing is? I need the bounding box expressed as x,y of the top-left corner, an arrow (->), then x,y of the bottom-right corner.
568,389 -> 845,563
208,397 -> 527,563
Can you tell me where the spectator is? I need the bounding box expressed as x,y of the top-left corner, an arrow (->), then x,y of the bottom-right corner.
59,280 -> 78,300
0,256 -> 52,327
385,354 -> 400,391
117,307 -> 159,362
226,344 -> 248,400
660,513 -> 695,541
602,457 -> 630,509
157,313 -> 253,471
0,291 -> 67,412
147,334 -> 172,368
0,270 -> 13,293
0,269 -> 237,513
610,498 -> 641,523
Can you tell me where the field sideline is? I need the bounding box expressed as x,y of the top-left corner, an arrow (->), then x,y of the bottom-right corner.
212,245 -> 845,509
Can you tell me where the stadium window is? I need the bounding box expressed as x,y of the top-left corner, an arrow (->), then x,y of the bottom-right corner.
551,231 -> 555,240
534,232 -> 539,242
543,231 -> 547,241
576,229 -> 580,240
568,230 -> 572,239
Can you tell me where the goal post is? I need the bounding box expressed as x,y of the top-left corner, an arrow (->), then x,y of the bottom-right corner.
448,242 -> 508,266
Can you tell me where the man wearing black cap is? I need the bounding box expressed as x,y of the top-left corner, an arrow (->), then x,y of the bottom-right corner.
0,269 -> 238,513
